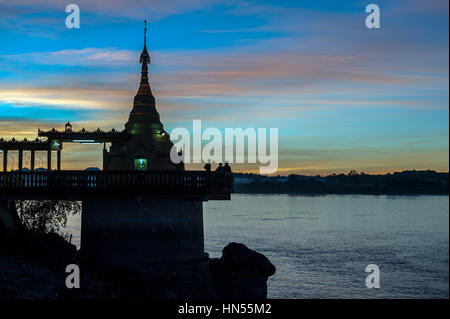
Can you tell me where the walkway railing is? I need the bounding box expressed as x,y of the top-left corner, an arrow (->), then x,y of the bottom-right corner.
0,170 -> 233,200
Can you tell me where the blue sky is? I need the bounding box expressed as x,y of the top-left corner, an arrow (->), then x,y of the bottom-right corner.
0,0 -> 448,174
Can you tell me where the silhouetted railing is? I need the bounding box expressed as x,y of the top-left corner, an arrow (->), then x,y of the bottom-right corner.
0,170 -> 233,200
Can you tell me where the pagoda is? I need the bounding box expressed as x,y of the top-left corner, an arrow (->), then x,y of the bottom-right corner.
104,20 -> 176,171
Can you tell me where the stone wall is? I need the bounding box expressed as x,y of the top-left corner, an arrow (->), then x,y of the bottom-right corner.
81,196 -> 205,270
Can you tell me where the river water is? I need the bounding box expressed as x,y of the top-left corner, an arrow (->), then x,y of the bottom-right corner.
66,194 -> 449,298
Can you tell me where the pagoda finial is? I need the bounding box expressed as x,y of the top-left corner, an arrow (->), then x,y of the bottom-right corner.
140,20 -> 150,66
137,20 -> 152,96
144,20 -> 147,47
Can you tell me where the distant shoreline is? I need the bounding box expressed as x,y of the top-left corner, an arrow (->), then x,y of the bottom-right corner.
233,191 -> 449,196
233,170 -> 449,196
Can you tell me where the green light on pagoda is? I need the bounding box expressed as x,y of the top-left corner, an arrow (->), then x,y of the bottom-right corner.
134,158 -> 148,170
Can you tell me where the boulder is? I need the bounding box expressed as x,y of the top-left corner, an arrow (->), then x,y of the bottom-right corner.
210,242 -> 276,299
0,200 -> 20,243
42,232 -> 77,259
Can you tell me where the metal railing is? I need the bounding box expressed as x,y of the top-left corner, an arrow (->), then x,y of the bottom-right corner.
0,170 -> 233,199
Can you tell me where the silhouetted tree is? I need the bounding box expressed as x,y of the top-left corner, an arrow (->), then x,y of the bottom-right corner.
14,200 -> 81,235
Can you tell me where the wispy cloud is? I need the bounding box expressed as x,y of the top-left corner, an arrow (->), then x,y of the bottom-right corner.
0,87 -> 131,110
1,48 -> 136,67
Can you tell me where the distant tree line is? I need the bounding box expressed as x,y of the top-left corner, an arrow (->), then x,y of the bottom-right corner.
233,170 -> 449,195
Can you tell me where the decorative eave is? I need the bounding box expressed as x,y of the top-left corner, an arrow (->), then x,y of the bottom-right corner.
0,137 -> 50,151
38,127 -> 129,142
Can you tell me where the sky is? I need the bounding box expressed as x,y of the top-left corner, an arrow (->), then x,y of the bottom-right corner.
0,0 -> 448,175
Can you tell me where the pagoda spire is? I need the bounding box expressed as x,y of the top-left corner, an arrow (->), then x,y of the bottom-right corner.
128,20 -> 159,127
144,19 -> 147,47
137,20 -> 152,96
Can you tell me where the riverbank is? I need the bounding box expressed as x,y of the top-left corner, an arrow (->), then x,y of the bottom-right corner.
0,229 -> 276,299
233,170 -> 449,196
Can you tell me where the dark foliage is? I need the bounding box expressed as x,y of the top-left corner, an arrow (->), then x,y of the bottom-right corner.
14,200 -> 81,234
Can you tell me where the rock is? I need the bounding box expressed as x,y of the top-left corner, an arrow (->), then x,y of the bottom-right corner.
0,200 -> 20,247
210,242 -> 276,299
42,232 -> 77,259
0,255 -> 120,299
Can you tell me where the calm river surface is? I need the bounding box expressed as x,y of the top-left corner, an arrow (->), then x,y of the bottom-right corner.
66,194 -> 449,299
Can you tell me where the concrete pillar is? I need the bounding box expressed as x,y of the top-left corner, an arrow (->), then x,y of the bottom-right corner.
57,150 -> 61,171
18,150 -> 23,172
81,196 -> 206,271
2,150 -> 7,172
31,150 -> 35,171
47,148 -> 52,171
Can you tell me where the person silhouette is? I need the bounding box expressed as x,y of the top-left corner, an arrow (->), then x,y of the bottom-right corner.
223,162 -> 231,173
204,160 -> 211,172
215,163 -> 223,173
